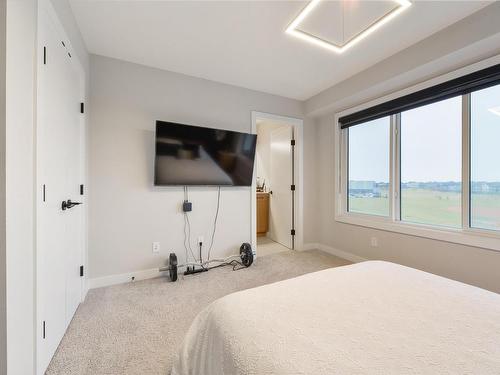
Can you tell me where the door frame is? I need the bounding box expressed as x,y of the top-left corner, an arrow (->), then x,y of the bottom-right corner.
35,1 -> 87,373
251,111 -> 304,254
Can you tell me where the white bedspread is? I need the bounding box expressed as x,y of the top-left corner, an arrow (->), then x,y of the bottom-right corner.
171,261 -> 500,375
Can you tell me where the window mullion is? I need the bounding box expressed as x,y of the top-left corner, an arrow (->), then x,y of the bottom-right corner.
340,127 -> 348,215
462,94 -> 471,229
392,113 -> 401,222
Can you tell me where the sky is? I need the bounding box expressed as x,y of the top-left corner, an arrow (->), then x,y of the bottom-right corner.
348,85 -> 500,183
348,117 -> 390,182
471,84 -> 500,182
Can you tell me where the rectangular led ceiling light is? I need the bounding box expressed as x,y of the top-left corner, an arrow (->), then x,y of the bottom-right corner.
286,0 -> 412,54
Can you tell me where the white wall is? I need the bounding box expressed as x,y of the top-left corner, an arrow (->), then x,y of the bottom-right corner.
88,55 -> 307,281
5,1 -> 36,373
255,124 -> 271,190
255,121 -> 289,192
301,116 -> 318,246
0,1 -> 7,374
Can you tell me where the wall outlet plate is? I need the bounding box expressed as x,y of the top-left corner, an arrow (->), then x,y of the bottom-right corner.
152,241 -> 160,253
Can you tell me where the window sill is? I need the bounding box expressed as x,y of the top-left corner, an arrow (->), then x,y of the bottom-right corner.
335,213 -> 500,253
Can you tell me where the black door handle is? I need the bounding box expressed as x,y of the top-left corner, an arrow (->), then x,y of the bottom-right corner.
61,199 -> 82,211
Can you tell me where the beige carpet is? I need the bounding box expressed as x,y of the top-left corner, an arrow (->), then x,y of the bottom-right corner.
46,250 -> 351,375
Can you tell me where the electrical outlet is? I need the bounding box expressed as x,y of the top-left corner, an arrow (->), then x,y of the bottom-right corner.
370,237 -> 378,247
152,241 -> 160,253
197,236 -> 204,245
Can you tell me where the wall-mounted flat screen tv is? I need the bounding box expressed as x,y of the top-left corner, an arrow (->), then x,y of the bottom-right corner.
154,121 -> 257,186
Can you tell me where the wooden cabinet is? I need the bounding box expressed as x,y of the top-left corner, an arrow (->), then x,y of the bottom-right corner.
257,192 -> 270,236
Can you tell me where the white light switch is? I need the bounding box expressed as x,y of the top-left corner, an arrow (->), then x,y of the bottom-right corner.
152,242 -> 160,253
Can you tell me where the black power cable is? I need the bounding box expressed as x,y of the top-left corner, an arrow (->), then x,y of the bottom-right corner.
207,186 -> 221,260
183,186 -> 197,264
207,259 -> 245,272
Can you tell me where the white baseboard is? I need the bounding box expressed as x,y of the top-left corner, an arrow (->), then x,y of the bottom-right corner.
301,242 -> 320,251
88,244 -> 366,290
82,283 -> 89,302
88,268 -> 167,289
301,242 -> 367,263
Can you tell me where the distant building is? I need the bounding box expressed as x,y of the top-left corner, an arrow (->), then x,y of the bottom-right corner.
350,180 -> 500,197
349,181 -> 380,197
477,183 -> 490,193
405,182 -> 420,189
472,182 -> 500,194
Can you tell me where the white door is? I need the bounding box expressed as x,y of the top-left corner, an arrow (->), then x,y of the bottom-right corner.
269,126 -> 293,249
37,7 -> 84,374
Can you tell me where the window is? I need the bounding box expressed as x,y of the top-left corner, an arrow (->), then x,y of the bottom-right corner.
400,97 -> 462,227
470,84 -> 500,231
348,117 -> 390,216
337,62 -> 500,251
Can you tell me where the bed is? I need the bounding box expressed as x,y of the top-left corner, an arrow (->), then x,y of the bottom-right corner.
171,261 -> 500,375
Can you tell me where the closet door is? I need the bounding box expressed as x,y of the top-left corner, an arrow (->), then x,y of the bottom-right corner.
37,5 -> 85,373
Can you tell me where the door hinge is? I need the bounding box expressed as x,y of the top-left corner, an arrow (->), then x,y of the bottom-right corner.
291,229 -> 296,236
291,184 -> 295,191
42,321 -> 46,339
291,139 -> 296,146
80,102 -> 84,114
43,46 -> 47,65
43,184 -> 46,202
80,265 -> 84,277
80,184 -> 84,195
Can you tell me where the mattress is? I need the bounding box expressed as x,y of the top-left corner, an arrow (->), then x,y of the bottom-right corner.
171,261 -> 500,375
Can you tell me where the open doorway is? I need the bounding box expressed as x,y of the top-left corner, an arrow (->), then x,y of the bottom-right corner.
251,112 -> 303,257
